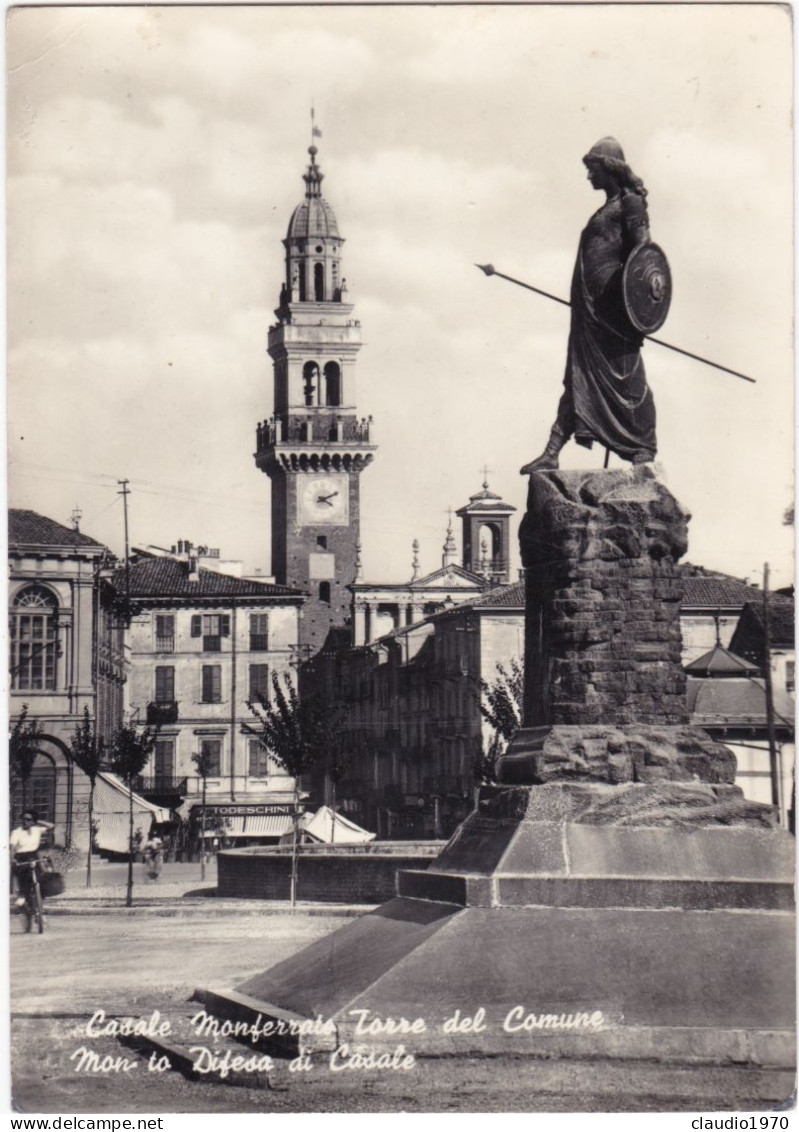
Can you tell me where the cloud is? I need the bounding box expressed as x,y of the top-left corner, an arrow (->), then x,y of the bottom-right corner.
6,4 -> 794,588
8,170 -> 274,344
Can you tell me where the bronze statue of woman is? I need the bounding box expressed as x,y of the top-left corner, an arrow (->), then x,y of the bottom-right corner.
521,137 -> 657,473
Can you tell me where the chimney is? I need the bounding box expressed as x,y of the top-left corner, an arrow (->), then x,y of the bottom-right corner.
188,549 -> 199,582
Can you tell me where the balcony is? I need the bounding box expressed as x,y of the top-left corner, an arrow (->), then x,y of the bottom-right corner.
134,775 -> 188,800
146,700 -> 179,725
155,635 -> 175,653
256,415 -> 373,453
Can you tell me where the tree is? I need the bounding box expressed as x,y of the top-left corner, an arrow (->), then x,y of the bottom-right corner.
191,747 -> 215,882
324,733 -> 358,842
109,724 -> 159,907
69,708 -> 105,888
476,658 -> 524,784
9,705 -> 44,813
245,672 -> 342,906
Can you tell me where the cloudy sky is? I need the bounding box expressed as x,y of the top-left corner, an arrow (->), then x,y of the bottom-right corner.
8,4 -> 794,589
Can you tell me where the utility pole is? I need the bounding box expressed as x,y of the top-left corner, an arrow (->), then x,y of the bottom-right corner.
762,564 -> 781,817
230,600 -> 237,802
117,480 -> 131,627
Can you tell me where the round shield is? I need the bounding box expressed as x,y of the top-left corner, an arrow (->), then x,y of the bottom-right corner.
622,243 -> 672,335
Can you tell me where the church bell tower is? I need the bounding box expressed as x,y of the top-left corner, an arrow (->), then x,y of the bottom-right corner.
255,144 -> 376,654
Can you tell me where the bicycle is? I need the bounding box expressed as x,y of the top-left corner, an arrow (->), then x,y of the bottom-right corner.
13,858 -> 45,934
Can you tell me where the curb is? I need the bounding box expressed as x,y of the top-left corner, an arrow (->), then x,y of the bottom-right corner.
39,899 -> 374,918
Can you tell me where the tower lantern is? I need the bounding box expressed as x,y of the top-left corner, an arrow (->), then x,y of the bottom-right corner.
455,475 -> 516,586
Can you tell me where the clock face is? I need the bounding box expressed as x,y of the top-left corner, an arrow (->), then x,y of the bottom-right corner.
297,474 -> 349,527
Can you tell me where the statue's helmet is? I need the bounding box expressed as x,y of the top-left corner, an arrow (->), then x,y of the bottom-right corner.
583,136 -> 626,166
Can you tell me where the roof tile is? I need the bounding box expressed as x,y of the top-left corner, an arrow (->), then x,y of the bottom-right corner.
112,557 -> 304,602
9,509 -> 105,549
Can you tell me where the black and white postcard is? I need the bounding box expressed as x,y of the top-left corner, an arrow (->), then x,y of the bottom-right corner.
7,3 -> 795,1123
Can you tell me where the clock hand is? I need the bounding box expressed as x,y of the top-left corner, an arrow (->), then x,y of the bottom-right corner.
317,491 -> 339,503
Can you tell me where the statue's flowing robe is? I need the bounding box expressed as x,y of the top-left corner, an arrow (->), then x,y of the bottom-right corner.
554,190 -> 657,460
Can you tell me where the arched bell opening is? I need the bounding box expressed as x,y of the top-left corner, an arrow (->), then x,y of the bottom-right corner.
324,362 -> 342,407
303,361 -> 319,407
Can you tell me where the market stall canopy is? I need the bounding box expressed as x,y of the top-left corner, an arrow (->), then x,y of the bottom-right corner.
280,806 -> 376,845
93,772 -> 171,855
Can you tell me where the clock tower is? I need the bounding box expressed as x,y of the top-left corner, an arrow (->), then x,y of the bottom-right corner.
255,144 -> 376,655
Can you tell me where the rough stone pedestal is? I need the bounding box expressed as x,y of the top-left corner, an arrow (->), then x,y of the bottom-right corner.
499,467 -> 752,790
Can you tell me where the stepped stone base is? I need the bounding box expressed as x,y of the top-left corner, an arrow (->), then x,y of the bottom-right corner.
498,724 -> 740,788
195,784 -> 795,1085
190,468 -> 793,1101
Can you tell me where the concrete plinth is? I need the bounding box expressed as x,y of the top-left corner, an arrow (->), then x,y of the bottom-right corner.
197,896 -> 794,1072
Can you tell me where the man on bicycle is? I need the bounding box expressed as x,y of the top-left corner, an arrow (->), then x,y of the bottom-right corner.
10,810 -> 52,909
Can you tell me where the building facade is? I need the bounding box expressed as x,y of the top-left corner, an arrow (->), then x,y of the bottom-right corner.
255,144 -> 376,656
8,509 -> 126,849
686,641 -> 794,827
679,566 -> 770,664
120,546 -> 306,843
328,570 -> 794,838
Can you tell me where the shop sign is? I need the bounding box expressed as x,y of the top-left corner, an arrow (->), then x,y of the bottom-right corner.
199,804 -> 294,818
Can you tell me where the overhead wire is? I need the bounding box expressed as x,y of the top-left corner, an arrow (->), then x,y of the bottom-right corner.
10,459 -> 270,516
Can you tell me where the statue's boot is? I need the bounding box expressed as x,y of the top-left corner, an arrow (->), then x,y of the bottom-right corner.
520,427 -> 567,475
631,450 -> 656,465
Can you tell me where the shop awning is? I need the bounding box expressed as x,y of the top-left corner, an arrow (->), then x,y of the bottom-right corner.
92,772 -> 171,854
201,814 -> 295,839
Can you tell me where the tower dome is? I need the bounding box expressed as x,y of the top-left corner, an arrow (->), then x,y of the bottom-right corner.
286,147 -> 340,240
281,145 -> 346,305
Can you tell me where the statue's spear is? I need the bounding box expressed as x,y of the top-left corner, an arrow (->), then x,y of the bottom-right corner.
475,264 -> 756,384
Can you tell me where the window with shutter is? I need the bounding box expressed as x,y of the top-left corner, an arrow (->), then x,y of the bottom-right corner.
154,739 -> 175,779
201,665 -> 222,703
249,613 -> 269,651
155,666 -> 175,703
155,615 -> 175,653
202,614 -> 222,651
200,738 -> 221,776
191,615 -> 202,637
248,739 -> 270,777
249,664 -> 270,702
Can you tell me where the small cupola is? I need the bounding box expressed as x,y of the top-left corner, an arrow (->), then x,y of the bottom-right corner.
283,145 -> 345,305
